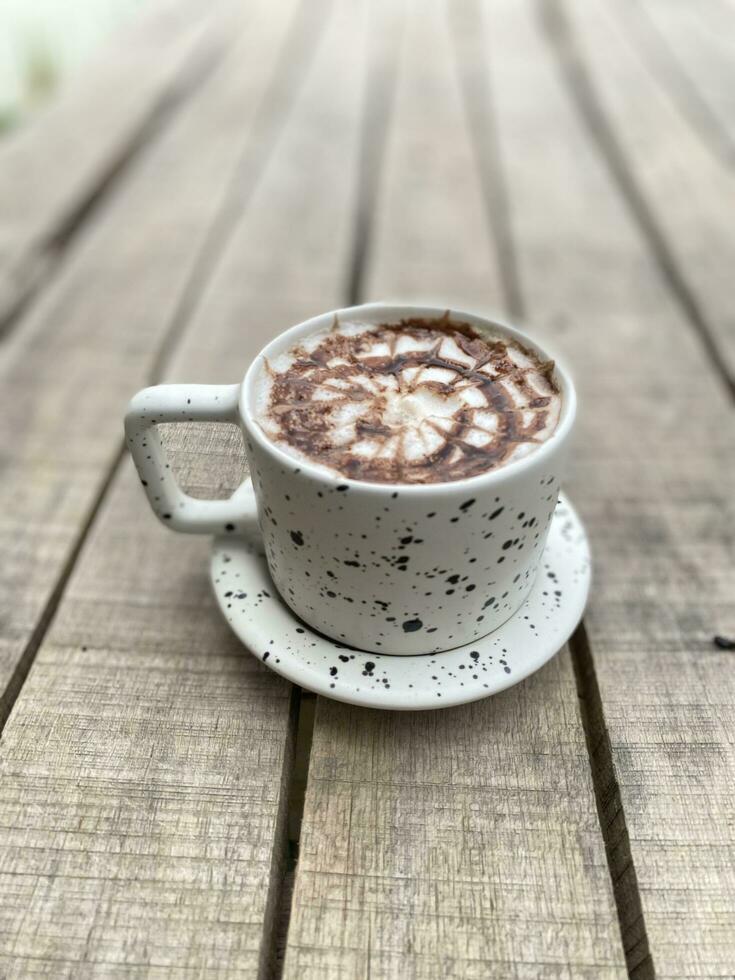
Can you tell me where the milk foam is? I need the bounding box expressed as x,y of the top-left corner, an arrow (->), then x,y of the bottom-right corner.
253,317 -> 561,484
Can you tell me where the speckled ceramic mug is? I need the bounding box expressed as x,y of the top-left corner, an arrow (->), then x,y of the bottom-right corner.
126,303 -> 576,655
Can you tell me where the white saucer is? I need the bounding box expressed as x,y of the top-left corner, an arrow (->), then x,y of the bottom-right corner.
210,493 -> 591,710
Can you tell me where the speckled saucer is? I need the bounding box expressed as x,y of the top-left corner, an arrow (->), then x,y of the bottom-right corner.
210,494 -> 590,710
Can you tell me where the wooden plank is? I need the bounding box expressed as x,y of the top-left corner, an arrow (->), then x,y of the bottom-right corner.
0,1 -> 366,975
0,0 -> 232,328
364,0 -> 501,311
555,0 -> 735,390
282,1 -> 627,977
0,0 -> 304,728
633,0 -> 735,159
485,0 -> 735,975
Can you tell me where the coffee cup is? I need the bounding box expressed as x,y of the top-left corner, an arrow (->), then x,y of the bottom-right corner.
125,303 -> 576,655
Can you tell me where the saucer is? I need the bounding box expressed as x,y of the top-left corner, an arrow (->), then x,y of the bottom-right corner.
210,493 -> 591,710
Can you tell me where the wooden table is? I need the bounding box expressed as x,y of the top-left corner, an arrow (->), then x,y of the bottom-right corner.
1,0 -> 733,976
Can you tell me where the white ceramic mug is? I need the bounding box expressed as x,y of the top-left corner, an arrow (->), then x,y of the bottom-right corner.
126,303 -> 576,655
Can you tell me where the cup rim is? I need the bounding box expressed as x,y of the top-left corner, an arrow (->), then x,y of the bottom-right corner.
240,302 -> 576,495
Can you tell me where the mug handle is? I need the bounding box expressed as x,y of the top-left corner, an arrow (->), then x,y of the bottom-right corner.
125,383 -> 257,535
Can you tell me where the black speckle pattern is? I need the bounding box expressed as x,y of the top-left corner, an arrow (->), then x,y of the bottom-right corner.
211,494 -> 590,710
713,635 -> 735,651
402,618 -> 423,633
246,452 -> 565,656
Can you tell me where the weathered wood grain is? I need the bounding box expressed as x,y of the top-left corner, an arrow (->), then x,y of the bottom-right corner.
484,0 -> 735,975
282,1 -> 626,977
0,0 -> 233,328
0,0 -> 303,728
555,0 -> 735,389
0,0 -> 366,975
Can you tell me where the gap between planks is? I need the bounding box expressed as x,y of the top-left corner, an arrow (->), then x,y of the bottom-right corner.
569,626 -> 655,980
344,0 -> 403,306
275,5 -> 403,968
274,691 -> 317,980
450,0 -> 525,321
0,444 -> 125,735
537,0 -> 735,403
0,0 -> 331,738
451,3 -> 654,976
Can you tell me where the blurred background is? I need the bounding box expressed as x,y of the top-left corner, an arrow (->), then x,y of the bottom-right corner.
0,0 -> 142,132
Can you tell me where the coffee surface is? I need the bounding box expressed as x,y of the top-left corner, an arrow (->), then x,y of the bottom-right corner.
254,316 -> 561,484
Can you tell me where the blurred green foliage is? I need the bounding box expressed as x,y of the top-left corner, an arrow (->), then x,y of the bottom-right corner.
25,38 -> 60,106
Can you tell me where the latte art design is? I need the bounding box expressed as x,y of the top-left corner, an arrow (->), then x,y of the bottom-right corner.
256,318 -> 561,484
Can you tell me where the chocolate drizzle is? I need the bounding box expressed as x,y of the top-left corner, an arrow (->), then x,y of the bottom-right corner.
262,317 -> 560,484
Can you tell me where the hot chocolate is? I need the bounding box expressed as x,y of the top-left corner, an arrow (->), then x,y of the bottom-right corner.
253,315 -> 561,484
